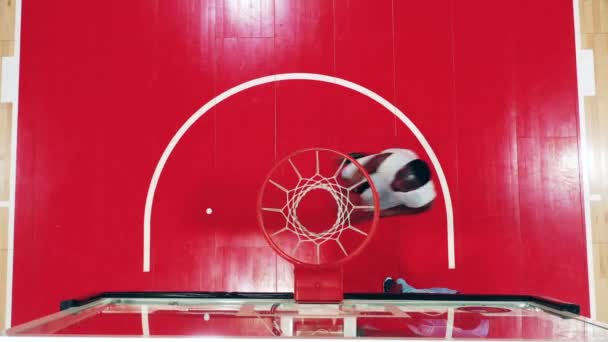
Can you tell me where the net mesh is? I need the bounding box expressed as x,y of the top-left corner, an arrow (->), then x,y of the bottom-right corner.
259,149 -> 378,266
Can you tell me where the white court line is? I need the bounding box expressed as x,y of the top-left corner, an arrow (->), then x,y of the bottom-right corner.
143,73 -> 455,272
279,316 -> 293,337
141,305 -> 150,336
343,317 -> 357,338
446,307 -> 455,339
572,0 -> 597,320
4,0 -> 23,329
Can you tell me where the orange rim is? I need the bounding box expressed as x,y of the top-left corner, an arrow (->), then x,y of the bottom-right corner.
257,147 -> 380,268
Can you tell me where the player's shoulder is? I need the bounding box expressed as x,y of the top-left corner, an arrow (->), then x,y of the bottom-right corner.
381,148 -> 418,159
381,148 -> 420,164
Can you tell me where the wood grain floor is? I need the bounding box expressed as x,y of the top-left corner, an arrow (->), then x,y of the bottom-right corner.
0,0 -> 15,331
581,0 -> 608,323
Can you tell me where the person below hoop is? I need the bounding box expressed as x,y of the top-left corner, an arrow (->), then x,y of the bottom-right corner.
341,148 -> 436,217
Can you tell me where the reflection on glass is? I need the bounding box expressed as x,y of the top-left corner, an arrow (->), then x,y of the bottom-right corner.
6,298 -> 608,341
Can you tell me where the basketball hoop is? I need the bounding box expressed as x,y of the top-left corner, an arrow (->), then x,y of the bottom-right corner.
257,148 -> 380,268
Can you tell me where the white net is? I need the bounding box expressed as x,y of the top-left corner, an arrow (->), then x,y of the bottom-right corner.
260,150 -> 376,265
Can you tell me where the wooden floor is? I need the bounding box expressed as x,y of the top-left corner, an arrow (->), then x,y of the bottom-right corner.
0,0 -> 606,329
0,0 -> 15,331
581,0 -> 608,323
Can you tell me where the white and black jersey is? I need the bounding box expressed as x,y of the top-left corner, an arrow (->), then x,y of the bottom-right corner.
341,148 -> 437,210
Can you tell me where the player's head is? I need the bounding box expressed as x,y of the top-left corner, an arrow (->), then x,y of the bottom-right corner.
390,158 -> 436,208
391,159 -> 431,192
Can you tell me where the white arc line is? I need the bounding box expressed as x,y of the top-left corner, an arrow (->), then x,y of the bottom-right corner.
143,73 -> 455,272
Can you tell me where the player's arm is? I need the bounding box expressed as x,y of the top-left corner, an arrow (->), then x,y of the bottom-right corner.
379,202 -> 434,217
342,153 -> 392,185
349,202 -> 433,224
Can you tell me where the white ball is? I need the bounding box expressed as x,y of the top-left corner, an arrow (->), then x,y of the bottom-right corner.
203,313 -> 210,321
205,208 -> 213,215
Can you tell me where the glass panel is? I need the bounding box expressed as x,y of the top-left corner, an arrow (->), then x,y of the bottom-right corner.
7,298 -> 608,341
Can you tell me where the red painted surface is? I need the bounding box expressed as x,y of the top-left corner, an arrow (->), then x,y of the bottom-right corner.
294,266 -> 343,302
13,0 -> 589,327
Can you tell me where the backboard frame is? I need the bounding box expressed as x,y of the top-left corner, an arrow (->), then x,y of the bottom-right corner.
7,291 -> 608,340
57,292 -> 581,314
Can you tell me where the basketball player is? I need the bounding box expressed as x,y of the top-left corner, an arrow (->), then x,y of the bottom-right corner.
341,148 -> 437,217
